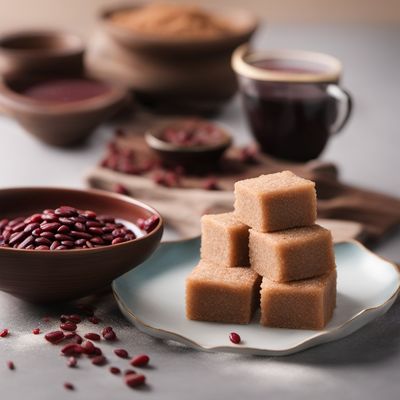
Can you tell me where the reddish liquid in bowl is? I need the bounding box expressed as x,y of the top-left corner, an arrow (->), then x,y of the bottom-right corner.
19,78 -> 110,103
251,59 -> 331,75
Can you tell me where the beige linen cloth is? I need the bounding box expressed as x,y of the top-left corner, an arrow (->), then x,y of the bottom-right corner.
85,133 -> 400,244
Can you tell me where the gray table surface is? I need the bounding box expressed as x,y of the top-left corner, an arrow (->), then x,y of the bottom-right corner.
0,24 -> 399,399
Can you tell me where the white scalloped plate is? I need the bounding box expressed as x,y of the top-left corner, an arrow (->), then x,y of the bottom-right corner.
112,239 -> 399,356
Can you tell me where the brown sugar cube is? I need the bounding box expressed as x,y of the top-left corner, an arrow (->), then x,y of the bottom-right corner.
234,171 -> 317,232
201,212 -> 249,267
249,224 -> 335,282
186,260 -> 261,324
260,269 -> 337,330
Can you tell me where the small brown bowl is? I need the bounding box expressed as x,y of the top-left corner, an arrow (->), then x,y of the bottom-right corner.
0,75 -> 128,147
0,30 -> 84,76
0,187 -> 163,303
87,3 -> 258,114
145,119 -> 232,171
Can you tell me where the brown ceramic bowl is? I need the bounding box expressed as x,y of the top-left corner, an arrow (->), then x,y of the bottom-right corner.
145,118 -> 232,171
0,30 -> 84,76
86,3 -> 258,114
0,75 -> 128,147
0,187 -> 163,303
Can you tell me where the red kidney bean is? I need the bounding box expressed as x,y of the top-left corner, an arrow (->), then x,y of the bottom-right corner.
58,217 -> 74,226
0,328 -> 9,337
12,222 -> 27,232
50,241 -> 60,251
111,237 -> 125,245
70,231 -> 92,239
130,354 -> 149,367
61,343 -> 83,356
24,223 -> 40,233
114,348 -> 129,359
40,231 -> 54,239
44,331 -> 65,344
67,356 -> 77,368
91,355 -> 106,366
40,222 -> 61,231
84,333 -> 100,341
60,322 -> 77,331
81,340 -> 95,354
0,207 -> 145,250
74,222 -> 86,232
41,213 -> 57,221
64,382 -> 74,391
88,227 -> 103,235
55,233 -> 73,241
74,239 -> 86,246
36,245 -> 50,250
57,225 -> 70,233
110,366 -> 121,375
9,231 -> 27,246
125,373 -> 146,388
17,235 -> 34,249
86,220 -> 102,228
90,237 -> 104,245
7,361 -> 15,370
35,237 -> 52,246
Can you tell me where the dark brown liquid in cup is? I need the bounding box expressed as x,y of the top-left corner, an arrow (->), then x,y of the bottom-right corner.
242,60 -> 337,162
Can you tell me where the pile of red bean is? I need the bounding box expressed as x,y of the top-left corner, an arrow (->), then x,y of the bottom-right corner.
0,206 -> 159,250
160,119 -> 225,147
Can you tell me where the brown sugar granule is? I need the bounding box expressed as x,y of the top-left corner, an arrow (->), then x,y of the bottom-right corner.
201,212 -> 249,268
249,224 -> 335,282
110,3 -> 236,38
260,269 -> 337,330
186,260 -> 261,324
234,171 -> 317,232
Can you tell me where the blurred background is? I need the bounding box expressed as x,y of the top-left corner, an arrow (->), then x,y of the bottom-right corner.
0,0 -> 399,34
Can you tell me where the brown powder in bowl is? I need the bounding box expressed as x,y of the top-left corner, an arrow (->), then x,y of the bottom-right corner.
109,3 -> 236,38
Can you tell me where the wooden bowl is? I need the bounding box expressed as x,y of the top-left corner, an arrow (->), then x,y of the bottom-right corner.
145,118 -> 232,171
0,187 -> 163,303
0,75 -> 128,147
0,30 -> 84,76
87,3 -> 258,114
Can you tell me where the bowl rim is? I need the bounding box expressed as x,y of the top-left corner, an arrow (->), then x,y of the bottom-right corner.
0,75 -> 128,115
0,29 -> 85,58
232,44 -> 343,83
145,119 -> 233,154
0,186 -> 163,254
100,2 -> 259,47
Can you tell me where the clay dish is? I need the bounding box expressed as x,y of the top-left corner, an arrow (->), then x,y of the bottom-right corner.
145,118 -> 232,171
0,187 -> 163,303
0,30 -> 84,76
87,3 -> 258,114
100,3 -> 258,53
0,75 -> 128,147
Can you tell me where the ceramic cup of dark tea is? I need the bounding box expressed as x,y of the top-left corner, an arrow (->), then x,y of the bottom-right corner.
232,45 -> 352,162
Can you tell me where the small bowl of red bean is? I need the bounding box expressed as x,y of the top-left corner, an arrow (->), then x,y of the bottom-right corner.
145,118 -> 232,172
0,187 -> 163,303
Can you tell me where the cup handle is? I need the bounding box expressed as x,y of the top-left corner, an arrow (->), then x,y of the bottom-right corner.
326,84 -> 353,134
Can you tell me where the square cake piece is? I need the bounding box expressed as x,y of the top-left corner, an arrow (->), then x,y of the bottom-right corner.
249,224 -> 335,282
186,260 -> 261,324
234,171 -> 317,232
260,269 -> 337,330
201,212 -> 249,267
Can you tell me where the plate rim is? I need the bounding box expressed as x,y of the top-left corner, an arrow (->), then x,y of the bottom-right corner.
112,239 -> 400,356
